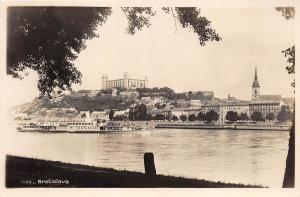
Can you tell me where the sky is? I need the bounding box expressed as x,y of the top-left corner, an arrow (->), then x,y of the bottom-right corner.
2,7 -> 295,108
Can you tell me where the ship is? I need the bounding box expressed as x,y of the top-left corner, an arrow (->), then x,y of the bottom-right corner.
16,111 -> 151,133
17,121 -> 151,133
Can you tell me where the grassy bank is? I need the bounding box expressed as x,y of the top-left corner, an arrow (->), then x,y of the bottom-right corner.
6,155 -> 263,188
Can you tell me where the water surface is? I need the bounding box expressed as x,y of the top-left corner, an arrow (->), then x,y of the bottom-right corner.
5,128 -> 289,187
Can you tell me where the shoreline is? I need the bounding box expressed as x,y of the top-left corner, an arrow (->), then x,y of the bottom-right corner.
155,123 -> 292,131
6,155 -> 263,188
108,121 -> 292,131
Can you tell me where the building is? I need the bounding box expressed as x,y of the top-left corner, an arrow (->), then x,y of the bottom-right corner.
252,67 -> 260,100
201,101 -> 220,114
102,72 -> 148,90
90,111 -> 109,121
190,100 -> 202,107
114,109 -> 130,118
249,67 -> 282,119
249,98 -> 282,119
219,101 -> 250,122
171,107 -> 201,117
282,97 -> 295,112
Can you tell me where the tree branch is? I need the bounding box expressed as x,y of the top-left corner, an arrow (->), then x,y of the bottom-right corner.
170,7 -> 178,32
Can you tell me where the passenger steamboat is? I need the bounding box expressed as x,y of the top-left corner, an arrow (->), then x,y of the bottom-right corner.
17,121 -> 150,133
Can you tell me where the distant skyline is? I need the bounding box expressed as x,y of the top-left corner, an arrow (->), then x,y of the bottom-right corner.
2,7 -> 295,108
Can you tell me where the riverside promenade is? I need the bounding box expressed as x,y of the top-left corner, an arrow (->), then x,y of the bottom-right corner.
6,155 -> 262,188
155,122 -> 292,131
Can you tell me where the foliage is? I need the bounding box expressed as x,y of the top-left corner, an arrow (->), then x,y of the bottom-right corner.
282,46 -> 295,88
175,8 -> 221,45
7,7 -> 112,97
188,114 -> 197,121
136,87 -> 176,100
225,111 -> 239,122
59,95 -> 135,112
155,103 -> 166,109
128,103 -> 148,121
180,114 -> 187,122
121,7 -> 155,35
251,111 -> 264,122
197,112 -> 205,121
277,105 -> 293,122
171,115 -> 179,121
109,109 -> 114,120
276,7 -> 295,88
239,112 -> 249,121
265,112 -> 275,121
205,110 -> 219,122
113,115 -> 128,121
275,7 -> 295,20
8,7 -> 221,97
152,114 -> 166,121
99,88 -> 113,95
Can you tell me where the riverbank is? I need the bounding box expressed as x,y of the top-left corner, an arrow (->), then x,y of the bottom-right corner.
6,155 -> 263,188
155,122 -> 292,131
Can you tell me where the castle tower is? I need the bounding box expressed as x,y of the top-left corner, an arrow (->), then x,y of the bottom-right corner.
252,67 -> 260,100
102,74 -> 108,90
124,72 -> 129,79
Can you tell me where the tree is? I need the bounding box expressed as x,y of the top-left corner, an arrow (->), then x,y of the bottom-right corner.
7,7 -> 112,97
265,112 -> 275,121
130,103 -> 148,120
188,114 -> 197,121
197,112 -> 205,121
113,115 -> 128,121
205,110 -> 219,123
129,108 -> 135,120
251,111 -> 264,122
153,114 -> 165,121
276,7 -> 295,20
109,109 -> 114,120
171,115 -> 179,121
7,7 -> 221,97
282,46 -> 295,88
180,115 -> 187,122
277,105 -> 293,123
225,111 -> 239,122
276,7 -> 295,187
239,112 -> 249,121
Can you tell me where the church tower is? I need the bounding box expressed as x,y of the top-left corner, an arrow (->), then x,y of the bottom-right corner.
252,67 -> 260,100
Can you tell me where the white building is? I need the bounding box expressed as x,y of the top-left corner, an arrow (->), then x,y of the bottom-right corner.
190,100 -> 202,107
219,101 -> 250,122
90,111 -> 109,121
102,72 -> 148,90
171,108 -> 201,117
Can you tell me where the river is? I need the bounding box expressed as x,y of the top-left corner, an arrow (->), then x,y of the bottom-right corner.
5,127 -> 289,187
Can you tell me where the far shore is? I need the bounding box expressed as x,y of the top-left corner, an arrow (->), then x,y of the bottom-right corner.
109,120 -> 292,131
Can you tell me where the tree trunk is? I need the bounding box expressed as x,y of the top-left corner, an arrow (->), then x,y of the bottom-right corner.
282,116 -> 295,187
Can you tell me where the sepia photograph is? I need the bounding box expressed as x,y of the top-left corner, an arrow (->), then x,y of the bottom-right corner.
0,1 -> 298,196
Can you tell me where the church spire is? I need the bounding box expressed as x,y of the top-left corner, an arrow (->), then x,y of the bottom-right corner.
255,66 -> 258,81
252,66 -> 260,88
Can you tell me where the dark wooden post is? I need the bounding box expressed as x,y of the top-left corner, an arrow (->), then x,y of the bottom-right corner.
144,152 -> 156,175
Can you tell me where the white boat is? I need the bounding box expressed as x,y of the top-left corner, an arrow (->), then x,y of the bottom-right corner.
17,121 -> 151,133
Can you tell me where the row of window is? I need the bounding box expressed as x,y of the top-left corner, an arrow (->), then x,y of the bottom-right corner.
250,106 -> 278,110
76,126 -> 98,130
70,123 -> 93,126
220,107 -> 248,110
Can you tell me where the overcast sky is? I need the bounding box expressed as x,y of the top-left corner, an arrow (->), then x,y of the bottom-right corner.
2,7 -> 295,108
